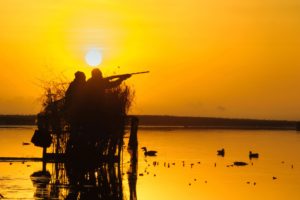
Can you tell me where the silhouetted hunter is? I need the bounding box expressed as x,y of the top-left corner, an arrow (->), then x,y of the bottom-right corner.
65,71 -> 86,136
84,68 -> 131,138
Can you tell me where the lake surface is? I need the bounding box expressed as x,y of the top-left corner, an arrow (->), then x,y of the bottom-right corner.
0,126 -> 300,199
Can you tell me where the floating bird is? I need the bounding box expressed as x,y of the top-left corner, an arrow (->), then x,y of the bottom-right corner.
217,148 -> 225,157
249,151 -> 259,159
272,176 -> 277,180
141,147 -> 157,156
22,142 -> 30,145
233,161 -> 248,166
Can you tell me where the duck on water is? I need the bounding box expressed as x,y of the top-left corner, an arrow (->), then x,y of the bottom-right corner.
141,147 -> 157,156
249,151 -> 259,159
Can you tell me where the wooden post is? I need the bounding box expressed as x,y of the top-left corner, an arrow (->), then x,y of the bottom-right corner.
128,116 -> 139,149
42,147 -> 46,159
128,116 -> 139,165
296,121 -> 300,131
128,116 -> 138,200
42,147 -> 47,171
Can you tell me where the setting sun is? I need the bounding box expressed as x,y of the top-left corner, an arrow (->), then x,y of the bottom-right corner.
85,49 -> 102,67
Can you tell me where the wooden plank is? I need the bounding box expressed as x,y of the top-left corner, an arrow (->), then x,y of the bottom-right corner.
0,157 -> 43,162
0,155 -> 120,163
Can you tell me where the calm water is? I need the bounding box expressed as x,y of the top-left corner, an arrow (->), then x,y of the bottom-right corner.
0,126 -> 300,199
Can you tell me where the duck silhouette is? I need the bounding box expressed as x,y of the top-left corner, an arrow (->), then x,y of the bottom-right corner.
249,151 -> 259,159
233,161 -> 248,166
141,147 -> 157,156
217,148 -> 225,157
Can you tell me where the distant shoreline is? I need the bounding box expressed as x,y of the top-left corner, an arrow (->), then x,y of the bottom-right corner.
137,125 -> 296,131
0,114 -> 298,130
0,125 -> 35,129
135,115 -> 298,130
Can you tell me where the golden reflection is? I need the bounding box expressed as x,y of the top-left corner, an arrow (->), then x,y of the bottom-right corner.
0,127 -> 41,157
136,129 -> 300,200
0,128 -> 300,199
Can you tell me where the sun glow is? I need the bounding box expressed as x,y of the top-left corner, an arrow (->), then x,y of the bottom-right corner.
85,49 -> 102,66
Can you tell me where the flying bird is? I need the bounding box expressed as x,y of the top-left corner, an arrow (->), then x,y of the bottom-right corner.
217,148 -> 225,157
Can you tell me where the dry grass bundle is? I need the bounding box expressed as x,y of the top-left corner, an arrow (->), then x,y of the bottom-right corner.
105,83 -> 135,116
37,78 -> 68,112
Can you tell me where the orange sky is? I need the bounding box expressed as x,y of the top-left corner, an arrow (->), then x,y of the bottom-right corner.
0,0 -> 300,120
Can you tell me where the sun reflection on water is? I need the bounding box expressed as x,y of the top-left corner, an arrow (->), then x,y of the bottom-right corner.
0,128 -> 300,199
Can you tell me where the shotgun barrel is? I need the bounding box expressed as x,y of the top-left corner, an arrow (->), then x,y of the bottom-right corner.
106,71 -> 149,80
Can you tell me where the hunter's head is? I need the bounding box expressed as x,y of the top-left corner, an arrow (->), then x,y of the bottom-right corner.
91,68 -> 103,79
74,71 -> 86,82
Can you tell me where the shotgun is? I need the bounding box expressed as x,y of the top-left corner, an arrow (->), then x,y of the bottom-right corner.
106,71 -> 150,80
